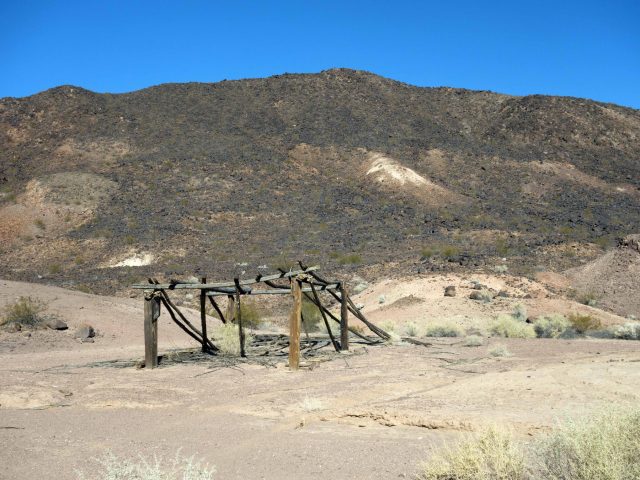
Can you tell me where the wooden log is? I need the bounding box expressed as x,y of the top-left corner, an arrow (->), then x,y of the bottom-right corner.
310,283 -> 340,352
340,283 -> 349,351
144,293 -> 160,368
207,296 -> 227,324
289,279 -> 302,370
206,284 -> 339,296
199,277 -> 208,353
234,279 -> 246,358
132,266 -> 319,289
158,296 -> 205,345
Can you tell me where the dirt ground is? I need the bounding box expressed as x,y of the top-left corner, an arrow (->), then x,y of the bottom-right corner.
1,278 -> 640,480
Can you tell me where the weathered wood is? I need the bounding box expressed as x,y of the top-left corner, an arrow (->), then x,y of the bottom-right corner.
289,279 -> 302,370
340,283 -> 349,351
144,293 -> 160,368
132,266 -> 320,289
207,296 -> 226,323
234,279 -> 246,358
206,284 -> 339,297
199,277 -> 208,353
310,283 -> 340,352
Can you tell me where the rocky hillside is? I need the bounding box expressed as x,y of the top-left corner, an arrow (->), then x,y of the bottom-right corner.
1,69 -> 639,294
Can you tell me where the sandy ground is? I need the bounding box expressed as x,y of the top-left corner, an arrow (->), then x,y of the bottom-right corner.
1,277 -> 639,480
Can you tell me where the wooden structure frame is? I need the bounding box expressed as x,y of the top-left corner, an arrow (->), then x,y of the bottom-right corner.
132,263 -> 390,369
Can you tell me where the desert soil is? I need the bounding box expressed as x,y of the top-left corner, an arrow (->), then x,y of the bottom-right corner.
1,277 -> 639,480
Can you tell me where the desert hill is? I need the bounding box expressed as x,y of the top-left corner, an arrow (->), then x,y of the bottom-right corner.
1,69 -> 639,294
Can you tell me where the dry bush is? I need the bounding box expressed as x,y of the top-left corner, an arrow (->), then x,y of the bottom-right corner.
568,313 -> 601,334
424,322 -> 463,338
1,296 -> 47,328
403,321 -> 420,337
534,314 -> 571,338
489,315 -> 535,339
420,426 -> 526,480
537,408 -> 640,480
76,451 -> 215,480
488,344 -> 511,357
463,335 -> 484,347
212,324 -> 253,356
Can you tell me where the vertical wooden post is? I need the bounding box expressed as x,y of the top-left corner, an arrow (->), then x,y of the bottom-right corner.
199,277 -> 208,353
340,282 -> 349,351
235,285 -> 246,358
144,291 -> 160,368
289,279 -> 302,369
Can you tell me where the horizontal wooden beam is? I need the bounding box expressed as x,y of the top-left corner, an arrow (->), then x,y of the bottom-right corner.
206,284 -> 339,297
132,266 -> 320,290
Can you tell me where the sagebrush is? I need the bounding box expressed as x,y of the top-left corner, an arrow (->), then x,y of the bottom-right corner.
1,296 -> 47,328
489,315 -> 535,338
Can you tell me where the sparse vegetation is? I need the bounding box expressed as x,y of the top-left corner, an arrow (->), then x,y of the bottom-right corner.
212,324 -> 254,356
48,263 -> 62,275
568,313 -> 601,334
489,315 -> 535,338
488,344 -> 511,357
404,321 -> 419,337
238,301 -> 262,329
34,218 -> 45,230
463,335 -> 484,347
512,304 -> 527,322
534,314 -> 572,338
611,322 -> 640,340
577,291 -> 598,307
1,296 -> 47,329
421,244 -> 460,260
493,264 -> 508,273
420,426 -> 526,480
424,322 -> 463,338
300,396 -> 323,412
75,451 -> 216,480
301,298 -> 323,332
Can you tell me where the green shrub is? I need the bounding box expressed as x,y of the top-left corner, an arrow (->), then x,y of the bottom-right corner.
512,304 -> 527,322
612,322 -> 640,340
463,335 -> 484,347
577,292 -> 598,307
489,315 -> 535,338
1,296 -> 47,328
48,263 -> 62,275
404,321 -> 419,337
424,322 -> 463,338
534,314 -> 571,338
301,298 -> 323,332
238,301 -> 262,329
538,408 -> 640,480
568,313 -> 601,334
420,426 -> 526,480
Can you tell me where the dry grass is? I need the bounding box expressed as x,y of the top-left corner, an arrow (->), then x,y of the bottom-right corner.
488,344 -> 511,357
489,315 -> 535,339
463,335 -> 484,347
1,296 -> 47,328
424,322 -> 463,338
212,324 -> 254,356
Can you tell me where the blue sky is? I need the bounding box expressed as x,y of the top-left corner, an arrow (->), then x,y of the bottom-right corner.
1,1 -> 639,108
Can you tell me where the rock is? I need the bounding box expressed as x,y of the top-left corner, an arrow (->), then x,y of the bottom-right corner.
497,290 -> 510,298
45,318 -> 68,330
469,291 -> 492,302
444,286 -> 456,297
378,295 -> 386,304
74,324 -> 95,339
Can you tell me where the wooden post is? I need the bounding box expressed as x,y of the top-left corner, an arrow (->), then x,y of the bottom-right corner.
199,277 -> 208,353
144,292 -> 160,368
235,284 -> 246,358
289,279 -> 302,369
340,282 -> 349,351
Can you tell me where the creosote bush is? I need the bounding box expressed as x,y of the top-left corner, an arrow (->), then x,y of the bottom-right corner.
1,296 -> 47,328
463,335 -> 484,347
611,322 -> 640,340
212,324 -> 253,356
488,344 -> 511,357
489,315 -> 535,339
568,313 -> 601,334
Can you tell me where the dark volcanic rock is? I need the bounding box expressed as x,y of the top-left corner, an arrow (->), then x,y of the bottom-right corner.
45,318 -> 68,330
74,324 -> 95,339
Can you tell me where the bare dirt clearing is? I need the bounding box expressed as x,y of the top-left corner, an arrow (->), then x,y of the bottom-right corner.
1,279 -> 639,479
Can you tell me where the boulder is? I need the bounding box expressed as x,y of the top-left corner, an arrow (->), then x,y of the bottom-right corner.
444,286 -> 456,297
45,318 -> 68,330
74,323 -> 95,339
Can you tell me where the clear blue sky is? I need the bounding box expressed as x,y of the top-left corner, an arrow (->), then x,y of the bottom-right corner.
1,0 -> 639,108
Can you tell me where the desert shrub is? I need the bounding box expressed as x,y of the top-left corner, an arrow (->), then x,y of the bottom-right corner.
76,451 -> 215,480
48,263 -> 62,275
512,304 -> 527,322
488,344 -> 511,357
34,219 -> 45,229
534,314 -> 571,338
489,315 -> 535,339
301,298 -> 323,332
537,408 -> 640,480
300,396 -> 323,412
424,322 -> 463,338
463,335 -> 484,347
1,296 -> 47,328
577,292 -> 598,307
568,313 -> 601,334
404,321 -> 420,336
238,301 -> 262,329
419,426 -> 526,480
493,264 -> 508,273
611,322 -> 640,340
212,324 -> 253,356
381,320 -> 397,333
337,253 -> 362,265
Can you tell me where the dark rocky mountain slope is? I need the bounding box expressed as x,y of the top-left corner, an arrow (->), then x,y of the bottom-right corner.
1,69 -> 639,293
